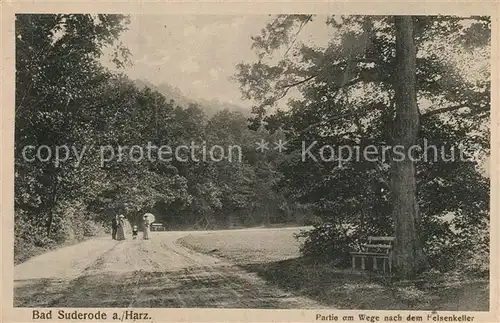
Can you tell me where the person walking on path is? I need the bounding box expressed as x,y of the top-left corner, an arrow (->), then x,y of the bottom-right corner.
143,213 -> 155,240
111,215 -> 118,240
116,215 -> 126,240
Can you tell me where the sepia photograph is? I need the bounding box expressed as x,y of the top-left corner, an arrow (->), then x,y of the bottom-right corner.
5,7 -> 496,320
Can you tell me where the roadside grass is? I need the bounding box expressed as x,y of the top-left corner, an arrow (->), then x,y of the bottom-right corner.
177,227 -> 307,264
177,229 -> 489,310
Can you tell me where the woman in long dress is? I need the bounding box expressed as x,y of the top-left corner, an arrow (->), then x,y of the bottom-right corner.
143,214 -> 152,240
116,215 -> 126,240
143,219 -> 150,240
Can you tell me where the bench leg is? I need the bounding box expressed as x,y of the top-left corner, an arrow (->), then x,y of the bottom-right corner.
352,256 -> 356,270
383,259 -> 386,273
389,257 -> 392,275
373,257 -> 377,270
361,256 -> 365,270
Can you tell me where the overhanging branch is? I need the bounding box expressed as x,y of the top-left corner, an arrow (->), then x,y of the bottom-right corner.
422,104 -> 489,118
277,74 -> 318,90
295,101 -> 384,136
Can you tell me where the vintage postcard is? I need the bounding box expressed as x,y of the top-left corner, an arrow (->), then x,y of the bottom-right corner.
1,1 -> 499,322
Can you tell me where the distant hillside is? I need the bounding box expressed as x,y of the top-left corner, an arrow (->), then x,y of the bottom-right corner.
134,79 -> 250,118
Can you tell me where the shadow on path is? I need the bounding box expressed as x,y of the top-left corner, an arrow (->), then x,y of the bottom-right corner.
15,265 -> 309,308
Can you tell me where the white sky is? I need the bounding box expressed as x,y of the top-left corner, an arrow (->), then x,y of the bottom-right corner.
102,15 -> 332,108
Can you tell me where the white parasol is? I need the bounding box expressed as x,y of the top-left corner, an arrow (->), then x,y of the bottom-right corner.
143,213 -> 155,223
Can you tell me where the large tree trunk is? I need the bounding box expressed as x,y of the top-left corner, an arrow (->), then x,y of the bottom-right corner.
391,16 -> 428,278
46,177 -> 59,238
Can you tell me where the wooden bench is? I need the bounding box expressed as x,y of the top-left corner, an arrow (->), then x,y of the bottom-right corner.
350,236 -> 395,274
150,223 -> 165,231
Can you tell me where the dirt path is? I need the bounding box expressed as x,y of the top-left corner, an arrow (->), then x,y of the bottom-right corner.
14,230 -> 325,308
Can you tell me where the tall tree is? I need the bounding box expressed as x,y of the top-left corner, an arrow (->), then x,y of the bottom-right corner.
392,16 -> 427,276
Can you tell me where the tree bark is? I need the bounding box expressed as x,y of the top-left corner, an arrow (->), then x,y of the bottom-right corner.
391,16 -> 428,278
46,178 -> 59,238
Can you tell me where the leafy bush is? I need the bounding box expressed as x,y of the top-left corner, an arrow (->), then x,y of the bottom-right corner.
295,223 -> 356,266
302,215 -> 323,226
423,219 -> 489,277
14,215 -> 55,264
51,200 -> 106,242
14,200 -> 106,264
461,246 -> 489,277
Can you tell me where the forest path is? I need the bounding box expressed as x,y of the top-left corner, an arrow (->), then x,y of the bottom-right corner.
14,229 -> 324,308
